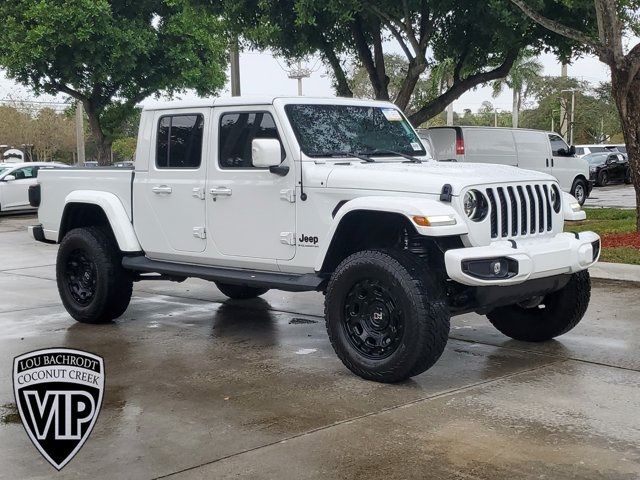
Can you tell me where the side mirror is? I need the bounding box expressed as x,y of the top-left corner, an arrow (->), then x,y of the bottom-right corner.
568,145 -> 576,156
252,138 -> 282,168
3,175 -> 15,182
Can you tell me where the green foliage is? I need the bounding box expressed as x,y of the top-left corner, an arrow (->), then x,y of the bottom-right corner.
111,137 -> 137,161
0,0 -> 228,161
519,76 -> 621,143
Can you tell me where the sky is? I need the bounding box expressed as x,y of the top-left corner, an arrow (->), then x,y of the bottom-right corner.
0,47 -> 617,115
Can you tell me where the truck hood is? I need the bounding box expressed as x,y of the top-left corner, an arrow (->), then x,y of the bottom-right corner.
324,161 -> 555,195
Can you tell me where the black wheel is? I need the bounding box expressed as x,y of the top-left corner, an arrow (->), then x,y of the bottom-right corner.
571,178 -> 588,205
215,282 -> 269,300
325,249 -> 450,383
625,171 -> 632,184
597,171 -> 609,187
487,271 -> 591,342
56,226 -> 133,324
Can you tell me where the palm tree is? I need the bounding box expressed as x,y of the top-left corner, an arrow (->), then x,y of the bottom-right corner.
492,50 -> 543,128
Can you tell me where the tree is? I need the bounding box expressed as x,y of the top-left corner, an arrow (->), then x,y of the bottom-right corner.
214,0 -> 577,126
0,0 -> 228,164
520,76 -> 622,142
347,54 -> 432,113
491,50 -> 544,128
509,0 -> 640,230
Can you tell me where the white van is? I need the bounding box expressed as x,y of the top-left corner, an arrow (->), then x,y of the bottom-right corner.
418,127 -> 591,205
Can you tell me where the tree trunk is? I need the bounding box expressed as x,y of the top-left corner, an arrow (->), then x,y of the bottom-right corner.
395,58 -> 427,111
512,88 -> 520,128
611,69 -> 640,231
320,42 -> 353,98
84,101 -> 112,166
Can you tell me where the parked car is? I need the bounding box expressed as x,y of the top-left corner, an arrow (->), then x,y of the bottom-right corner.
29,96 -> 599,383
586,152 -> 631,186
418,126 -> 591,205
0,162 -> 68,212
574,144 -> 626,157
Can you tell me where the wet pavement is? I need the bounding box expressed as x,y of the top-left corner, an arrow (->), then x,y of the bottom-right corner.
586,184 -> 636,209
0,214 -> 639,479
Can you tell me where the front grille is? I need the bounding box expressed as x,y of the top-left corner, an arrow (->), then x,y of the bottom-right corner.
485,183 -> 555,239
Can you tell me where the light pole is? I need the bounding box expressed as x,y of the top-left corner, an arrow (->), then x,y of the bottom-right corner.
561,89 -> 578,145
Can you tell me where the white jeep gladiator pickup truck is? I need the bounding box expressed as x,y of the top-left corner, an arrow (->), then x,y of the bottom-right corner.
29,96 -> 600,383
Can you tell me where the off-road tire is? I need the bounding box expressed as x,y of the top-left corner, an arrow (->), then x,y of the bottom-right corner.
597,171 -> 609,187
216,282 -> 269,300
487,271 -> 591,342
571,178 -> 588,205
325,249 -> 450,383
56,226 -> 133,324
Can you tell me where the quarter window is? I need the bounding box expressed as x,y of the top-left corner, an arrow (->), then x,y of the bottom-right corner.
219,112 -> 282,168
156,114 -> 204,169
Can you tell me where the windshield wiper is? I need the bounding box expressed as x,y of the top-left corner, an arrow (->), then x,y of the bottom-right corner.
363,148 -> 423,163
324,151 -> 375,163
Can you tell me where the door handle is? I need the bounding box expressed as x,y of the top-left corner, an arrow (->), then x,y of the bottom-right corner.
209,187 -> 232,197
546,159 -> 549,167
152,185 -> 172,194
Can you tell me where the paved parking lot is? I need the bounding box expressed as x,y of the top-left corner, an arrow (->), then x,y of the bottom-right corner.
586,184 -> 637,208
1,214 -> 639,480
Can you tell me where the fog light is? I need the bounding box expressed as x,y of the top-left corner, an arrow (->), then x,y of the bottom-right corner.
462,257 -> 518,280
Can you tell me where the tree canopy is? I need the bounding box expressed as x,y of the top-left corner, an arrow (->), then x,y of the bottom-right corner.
0,0 -> 229,163
212,0 -> 584,126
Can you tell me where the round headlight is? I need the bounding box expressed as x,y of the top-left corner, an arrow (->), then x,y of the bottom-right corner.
551,184 -> 561,213
463,190 -> 488,222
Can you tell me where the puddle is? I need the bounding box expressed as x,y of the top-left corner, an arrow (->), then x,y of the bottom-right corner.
289,317 -> 318,325
0,403 -> 20,425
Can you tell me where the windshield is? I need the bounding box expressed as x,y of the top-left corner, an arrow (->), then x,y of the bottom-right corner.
586,154 -> 608,165
285,104 -> 427,158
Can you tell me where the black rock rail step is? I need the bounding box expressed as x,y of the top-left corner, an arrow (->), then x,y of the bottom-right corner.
122,255 -> 325,292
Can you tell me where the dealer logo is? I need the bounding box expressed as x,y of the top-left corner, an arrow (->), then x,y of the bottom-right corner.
12,348 -> 104,470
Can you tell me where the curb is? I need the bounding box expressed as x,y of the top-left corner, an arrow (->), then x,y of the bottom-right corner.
590,262 -> 640,284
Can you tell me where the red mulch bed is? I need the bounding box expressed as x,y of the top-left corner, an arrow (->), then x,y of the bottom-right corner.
601,232 -> 640,249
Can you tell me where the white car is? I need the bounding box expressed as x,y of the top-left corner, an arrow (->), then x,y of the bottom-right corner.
30,96 -> 599,383
575,144 -> 626,157
0,162 -> 68,212
418,127 -> 591,205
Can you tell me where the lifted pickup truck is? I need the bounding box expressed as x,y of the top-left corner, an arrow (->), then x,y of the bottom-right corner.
30,96 -> 600,383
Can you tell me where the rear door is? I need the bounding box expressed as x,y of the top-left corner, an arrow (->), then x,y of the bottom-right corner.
425,128 -> 459,161
136,109 -> 209,257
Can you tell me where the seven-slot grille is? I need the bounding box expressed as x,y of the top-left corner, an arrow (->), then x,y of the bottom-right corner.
484,183 -> 555,239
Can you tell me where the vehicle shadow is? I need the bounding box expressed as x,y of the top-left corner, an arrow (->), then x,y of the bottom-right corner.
210,298 -> 278,347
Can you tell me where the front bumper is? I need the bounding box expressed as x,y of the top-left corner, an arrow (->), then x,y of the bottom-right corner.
445,231 -> 600,286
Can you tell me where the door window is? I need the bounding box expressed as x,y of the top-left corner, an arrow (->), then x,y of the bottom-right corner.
548,134 -> 569,156
218,112 -> 282,168
156,114 -> 204,169
13,166 -> 37,179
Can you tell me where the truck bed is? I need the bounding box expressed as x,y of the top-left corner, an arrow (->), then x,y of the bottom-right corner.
37,168 -> 134,241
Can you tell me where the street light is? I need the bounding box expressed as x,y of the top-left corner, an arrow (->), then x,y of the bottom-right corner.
561,89 -> 578,145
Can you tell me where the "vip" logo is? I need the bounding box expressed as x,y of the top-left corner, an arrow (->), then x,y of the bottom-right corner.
13,348 -> 104,470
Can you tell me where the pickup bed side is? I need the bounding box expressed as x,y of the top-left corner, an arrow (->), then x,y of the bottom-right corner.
36,168 -> 138,250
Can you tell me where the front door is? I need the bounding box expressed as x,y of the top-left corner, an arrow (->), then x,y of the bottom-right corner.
206,108 -> 296,262
2,166 -> 38,209
136,109 -> 209,257
549,133 -> 578,191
